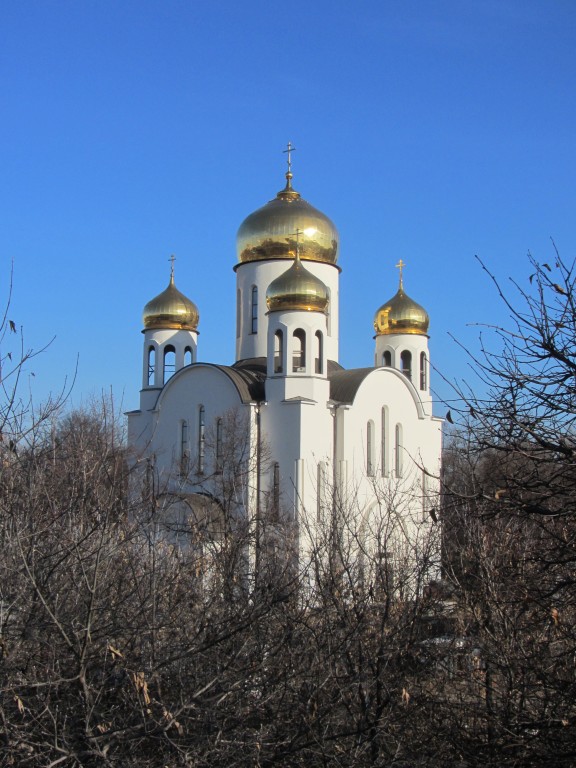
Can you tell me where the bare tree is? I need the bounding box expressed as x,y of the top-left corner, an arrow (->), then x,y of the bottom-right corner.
1,387 -> 447,766
448,249 -> 576,510
436,250 -> 576,767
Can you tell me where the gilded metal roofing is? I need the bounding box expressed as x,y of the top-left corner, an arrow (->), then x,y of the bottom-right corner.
143,273 -> 199,331
236,172 -> 339,266
266,254 -> 329,313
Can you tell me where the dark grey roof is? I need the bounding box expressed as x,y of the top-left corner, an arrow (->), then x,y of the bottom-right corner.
183,361 -> 265,404
229,357 -> 350,403
170,358 -> 364,405
233,357 -> 267,374
328,367 -> 374,404
327,359 -> 344,375
234,357 -> 344,375
215,364 -> 265,403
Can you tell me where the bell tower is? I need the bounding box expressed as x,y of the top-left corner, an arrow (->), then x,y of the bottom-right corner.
265,246 -> 330,403
374,261 -> 432,410
140,257 -> 199,410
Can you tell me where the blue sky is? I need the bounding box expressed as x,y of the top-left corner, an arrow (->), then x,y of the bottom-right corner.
2,0 -> 575,415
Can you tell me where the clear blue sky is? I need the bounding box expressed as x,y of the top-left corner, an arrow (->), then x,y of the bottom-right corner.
2,0 -> 575,414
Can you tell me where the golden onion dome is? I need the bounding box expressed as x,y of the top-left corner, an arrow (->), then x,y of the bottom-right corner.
266,254 -> 329,313
237,171 -> 339,265
374,270 -> 429,336
143,271 -> 199,331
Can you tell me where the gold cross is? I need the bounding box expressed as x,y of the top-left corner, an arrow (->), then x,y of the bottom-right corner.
395,259 -> 406,288
169,254 -> 176,279
283,141 -> 296,174
294,228 -> 302,260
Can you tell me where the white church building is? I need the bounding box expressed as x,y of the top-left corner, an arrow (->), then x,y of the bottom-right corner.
127,155 -> 442,581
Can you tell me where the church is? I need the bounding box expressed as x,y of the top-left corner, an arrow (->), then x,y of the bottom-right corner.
127,151 -> 442,581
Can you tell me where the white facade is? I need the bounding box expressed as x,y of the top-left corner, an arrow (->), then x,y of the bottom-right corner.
127,172 -> 443,583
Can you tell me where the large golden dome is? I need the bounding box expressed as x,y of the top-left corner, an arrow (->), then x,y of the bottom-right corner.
266,254 -> 329,313
374,274 -> 429,336
143,272 -> 199,331
237,172 -> 339,265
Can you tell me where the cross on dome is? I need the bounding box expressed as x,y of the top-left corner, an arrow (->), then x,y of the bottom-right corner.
283,141 -> 295,173
282,141 -> 296,189
294,228 -> 302,260
395,259 -> 406,289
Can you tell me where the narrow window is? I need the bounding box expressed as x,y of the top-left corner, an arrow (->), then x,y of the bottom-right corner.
381,406 -> 389,476
236,289 -> 241,339
376,550 -> 394,594
180,420 -> 189,474
198,405 -> 205,473
315,331 -> 323,374
271,461 -> 280,520
184,346 -> 193,366
148,346 -> 156,386
251,286 -> 258,334
420,352 -> 427,390
400,350 -> 412,380
317,460 -> 326,518
163,345 -> 176,383
395,423 -> 403,478
274,330 -> 284,373
292,329 -> 306,372
367,420 -> 375,476
383,350 -> 392,367
215,417 -> 223,472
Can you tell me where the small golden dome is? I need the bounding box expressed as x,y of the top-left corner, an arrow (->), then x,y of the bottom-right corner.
237,172 -> 339,265
266,254 -> 329,313
143,272 -> 199,331
374,273 -> 429,336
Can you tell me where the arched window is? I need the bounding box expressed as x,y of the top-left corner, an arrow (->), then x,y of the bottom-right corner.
215,417 -> 223,472
180,420 -> 189,474
381,406 -> 389,476
367,420 -> 375,476
382,350 -> 392,367
395,423 -> 403,478
163,345 -> 176,383
274,330 -> 284,373
314,331 -> 323,374
251,286 -> 258,334
236,288 -> 241,339
420,352 -> 427,390
400,350 -> 412,380
147,346 -> 156,386
292,329 -> 306,372
184,346 -> 193,366
198,405 -> 205,473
